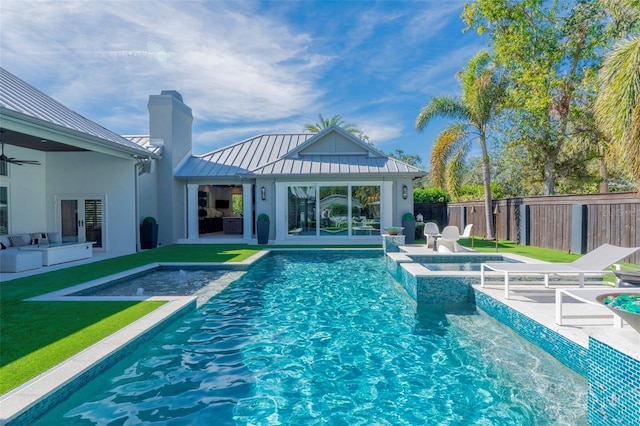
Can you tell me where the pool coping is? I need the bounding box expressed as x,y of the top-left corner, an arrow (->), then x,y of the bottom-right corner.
0,250 -> 271,424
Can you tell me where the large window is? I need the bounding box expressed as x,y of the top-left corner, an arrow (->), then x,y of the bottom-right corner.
351,185 -> 381,236
287,185 -> 316,236
287,184 -> 380,237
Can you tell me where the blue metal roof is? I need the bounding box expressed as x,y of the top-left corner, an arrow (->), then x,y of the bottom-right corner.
0,67 -> 156,158
176,127 -> 425,179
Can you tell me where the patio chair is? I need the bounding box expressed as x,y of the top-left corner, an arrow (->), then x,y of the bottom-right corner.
480,243 -> 640,299
423,222 -> 440,248
460,224 -> 473,239
437,226 -> 460,252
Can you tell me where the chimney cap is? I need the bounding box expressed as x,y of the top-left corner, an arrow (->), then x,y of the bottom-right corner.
160,90 -> 183,102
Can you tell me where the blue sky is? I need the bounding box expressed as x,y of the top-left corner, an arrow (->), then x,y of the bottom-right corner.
1,1 -> 485,166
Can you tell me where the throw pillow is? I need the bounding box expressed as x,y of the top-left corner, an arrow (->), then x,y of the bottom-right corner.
8,235 -> 26,247
0,242 -> 6,250
47,232 -> 62,244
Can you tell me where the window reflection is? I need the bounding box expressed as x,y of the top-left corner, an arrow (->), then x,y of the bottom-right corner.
287,186 -> 316,236
351,186 -> 380,236
319,186 -> 348,236
287,184 -> 381,237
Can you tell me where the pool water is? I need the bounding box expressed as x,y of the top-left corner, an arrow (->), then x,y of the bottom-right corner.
32,251 -> 587,425
72,269 -> 235,297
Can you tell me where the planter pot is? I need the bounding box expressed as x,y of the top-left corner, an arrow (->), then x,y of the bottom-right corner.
402,220 -> 416,244
257,221 -> 270,244
140,223 -> 158,249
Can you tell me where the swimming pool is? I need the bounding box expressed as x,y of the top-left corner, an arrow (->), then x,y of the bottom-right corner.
30,251 -> 587,425
71,269 -> 235,297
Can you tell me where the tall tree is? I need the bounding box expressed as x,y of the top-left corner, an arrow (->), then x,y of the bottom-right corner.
463,0 -> 607,195
416,50 -> 506,239
595,36 -> 640,186
304,114 -> 368,141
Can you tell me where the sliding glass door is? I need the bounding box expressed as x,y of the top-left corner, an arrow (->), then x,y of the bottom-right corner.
286,183 -> 381,237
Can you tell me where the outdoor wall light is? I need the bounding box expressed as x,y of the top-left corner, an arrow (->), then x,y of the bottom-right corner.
261,186 -> 266,201
402,185 -> 408,199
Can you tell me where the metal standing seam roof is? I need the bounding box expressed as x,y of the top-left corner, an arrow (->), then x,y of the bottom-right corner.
0,67 -> 156,158
176,131 -> 426,179
124,135 -> 163,156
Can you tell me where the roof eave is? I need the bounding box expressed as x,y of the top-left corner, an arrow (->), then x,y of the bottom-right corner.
1,107 -> 159,160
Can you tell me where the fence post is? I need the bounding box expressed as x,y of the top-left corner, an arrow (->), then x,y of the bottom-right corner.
571,204 -> 588,254
519,204 -> 530,246
460,206 -> 466,228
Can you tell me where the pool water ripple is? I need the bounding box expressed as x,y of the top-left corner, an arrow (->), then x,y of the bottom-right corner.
33,251 -> 587,425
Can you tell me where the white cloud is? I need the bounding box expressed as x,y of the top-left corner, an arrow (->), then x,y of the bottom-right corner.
0,0 -> 326,131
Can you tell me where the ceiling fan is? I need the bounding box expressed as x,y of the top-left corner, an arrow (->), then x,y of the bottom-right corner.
0,130 -> 41,166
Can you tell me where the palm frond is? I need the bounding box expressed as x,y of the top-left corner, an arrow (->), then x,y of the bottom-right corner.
445,141 -> 471,200
416,96 -> 468,131
430,123 -> 467,187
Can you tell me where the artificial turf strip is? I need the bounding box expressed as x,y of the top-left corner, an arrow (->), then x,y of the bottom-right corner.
0,301 -> 164,395
0,244 -> 261,395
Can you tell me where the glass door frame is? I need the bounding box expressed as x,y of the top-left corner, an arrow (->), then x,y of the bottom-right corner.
54,194 -> 106,251
284,181 -> 383,239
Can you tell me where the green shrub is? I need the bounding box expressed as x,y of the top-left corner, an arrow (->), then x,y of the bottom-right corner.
402,212 -> 415,221
142,216 -> 156,225
257,214 -> 270,222
413,187 -> 450,203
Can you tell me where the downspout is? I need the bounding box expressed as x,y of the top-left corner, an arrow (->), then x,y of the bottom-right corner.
134,160 -> 141,251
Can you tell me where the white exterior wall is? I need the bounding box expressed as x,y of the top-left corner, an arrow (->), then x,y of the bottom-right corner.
148,92 -> 193,245
1,146 -> 47,234
46,151 -> 138,254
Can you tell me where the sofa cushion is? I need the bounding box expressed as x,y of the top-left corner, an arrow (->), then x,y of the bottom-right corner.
8,235 -> 27,247
48,232 -> 62,244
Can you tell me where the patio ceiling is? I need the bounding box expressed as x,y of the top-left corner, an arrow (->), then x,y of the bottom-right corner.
0,127 -> 87,152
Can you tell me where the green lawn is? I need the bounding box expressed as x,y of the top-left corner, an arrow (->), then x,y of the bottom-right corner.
1,241 -> 634,395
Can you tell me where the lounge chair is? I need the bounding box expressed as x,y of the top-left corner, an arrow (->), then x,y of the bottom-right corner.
423,222 -> 440,249
480,243 -> 640,299
556,287 -> 640,328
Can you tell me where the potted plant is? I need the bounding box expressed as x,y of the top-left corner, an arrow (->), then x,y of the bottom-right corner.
257,213 -> 270,244
140,216 -> 158,249
402,212 -> 416,244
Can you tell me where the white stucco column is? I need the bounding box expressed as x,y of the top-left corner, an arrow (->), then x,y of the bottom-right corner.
242,183 -> 253,242
382,181 -> 393,229
186,184 -> 198,240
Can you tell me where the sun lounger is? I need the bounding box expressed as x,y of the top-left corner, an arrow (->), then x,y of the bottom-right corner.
555,287 -> 640,328
480,244 -> 640,299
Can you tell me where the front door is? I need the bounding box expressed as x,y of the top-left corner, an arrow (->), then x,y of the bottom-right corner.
58,196 -> 104,249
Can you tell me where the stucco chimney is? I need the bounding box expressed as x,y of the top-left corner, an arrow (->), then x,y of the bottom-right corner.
147,91 -> 193,246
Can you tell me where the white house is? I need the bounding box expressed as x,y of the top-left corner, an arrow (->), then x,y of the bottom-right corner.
0,67 -> 159,257
0,68 -> 425,258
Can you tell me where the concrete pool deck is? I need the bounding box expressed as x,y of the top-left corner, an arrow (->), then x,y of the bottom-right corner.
2,247 -> 639,423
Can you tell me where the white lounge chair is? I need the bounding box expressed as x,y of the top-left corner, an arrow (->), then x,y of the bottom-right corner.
556,287 -> 640,328
423,222 -> 440,249
480,243 -> 640,299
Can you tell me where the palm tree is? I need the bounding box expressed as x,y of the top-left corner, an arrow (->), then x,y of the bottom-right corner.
594,36 -> 640,187
415,51 -> 506,239
304,114 -> 368,141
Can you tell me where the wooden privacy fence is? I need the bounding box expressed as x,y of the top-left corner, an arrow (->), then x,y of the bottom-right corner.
415,192 -> 640,264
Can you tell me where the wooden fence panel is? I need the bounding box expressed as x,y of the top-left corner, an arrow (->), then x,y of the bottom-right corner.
423,192 -> 640,264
